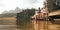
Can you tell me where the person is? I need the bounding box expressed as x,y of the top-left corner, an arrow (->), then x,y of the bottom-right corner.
41,7 -> 48,20
38,7 -> 41,13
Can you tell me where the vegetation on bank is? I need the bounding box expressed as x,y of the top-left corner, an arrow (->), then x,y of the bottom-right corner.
17,8 -> 35,30
47,0 -> 60,12
17,8 -> 35,25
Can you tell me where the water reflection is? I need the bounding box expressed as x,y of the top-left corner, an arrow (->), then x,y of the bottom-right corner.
32,19 -> 60,30
17,19 -> 60,30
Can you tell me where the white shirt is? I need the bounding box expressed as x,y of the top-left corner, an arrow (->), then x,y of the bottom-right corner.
41,8 -> 48,13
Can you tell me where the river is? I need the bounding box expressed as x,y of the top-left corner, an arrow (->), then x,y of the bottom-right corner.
32,19 -> 60,30
0,25 -> 20,30
0,19 -> 60,30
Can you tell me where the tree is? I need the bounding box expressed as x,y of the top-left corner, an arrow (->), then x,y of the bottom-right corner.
47,0 -> 60,12
17,8 -> 35,30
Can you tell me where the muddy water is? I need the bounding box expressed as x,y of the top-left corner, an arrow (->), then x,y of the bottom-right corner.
32,20 -> 60,30
0,21 -> 21,30
0,25 -> 20,30
0,20 -> 60,30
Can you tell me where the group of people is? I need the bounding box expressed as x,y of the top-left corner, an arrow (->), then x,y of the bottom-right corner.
36,7 -> 48,20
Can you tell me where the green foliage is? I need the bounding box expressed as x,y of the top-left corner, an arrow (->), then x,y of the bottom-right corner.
47,0 -> 60,12
17,9 -> 35,30
17,9 -> 35,25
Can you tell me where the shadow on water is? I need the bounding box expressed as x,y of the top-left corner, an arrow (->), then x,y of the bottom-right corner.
48,19 -> 60,30
52,20 -> 60,25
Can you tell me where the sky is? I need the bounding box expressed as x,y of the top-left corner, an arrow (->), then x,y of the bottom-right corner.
0,0 -> 45,14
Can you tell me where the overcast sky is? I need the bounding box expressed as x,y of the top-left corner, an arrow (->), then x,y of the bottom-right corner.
0,0 -> 45,14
